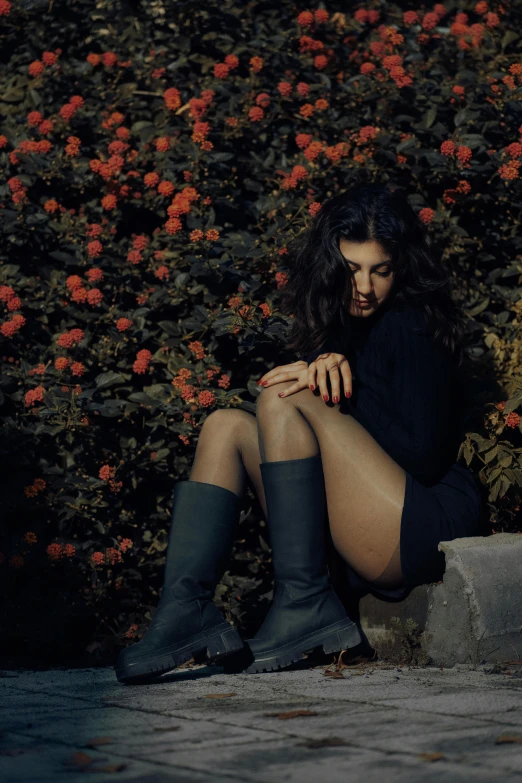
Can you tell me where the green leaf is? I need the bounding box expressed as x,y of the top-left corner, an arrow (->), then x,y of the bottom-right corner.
466,297 -> 490,317
95,371 -> 125,389
421,107 -> 437,129
158,321 -> 181,336
454,109 -> 469,127
49,251 -> 78,264
153,448 -> 170,460
131,121 -> 154,132
501,30 -> 519,51
484,447 -> 498,464
128,392 -> 161,406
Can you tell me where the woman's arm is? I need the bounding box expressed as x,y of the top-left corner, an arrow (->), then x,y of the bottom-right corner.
297,332 -> 345,366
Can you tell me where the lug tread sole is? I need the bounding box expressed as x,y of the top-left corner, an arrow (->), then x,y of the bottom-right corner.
244,617 -> 361,674
115,624 -> 244,683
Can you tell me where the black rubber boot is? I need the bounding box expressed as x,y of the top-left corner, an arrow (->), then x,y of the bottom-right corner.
243,454 -> 362,673
115,480 -> 245,683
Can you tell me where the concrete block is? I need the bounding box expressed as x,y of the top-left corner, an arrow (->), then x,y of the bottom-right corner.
358,534 -> 522,667
425,534 -> 522,666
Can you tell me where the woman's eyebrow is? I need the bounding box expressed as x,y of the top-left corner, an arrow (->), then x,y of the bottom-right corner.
344,259 -> 392,268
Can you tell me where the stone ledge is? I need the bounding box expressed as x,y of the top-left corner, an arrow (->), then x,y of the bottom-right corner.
359,533 -> 522,666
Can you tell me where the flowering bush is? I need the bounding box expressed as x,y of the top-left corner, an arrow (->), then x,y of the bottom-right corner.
0,0 -> 521,664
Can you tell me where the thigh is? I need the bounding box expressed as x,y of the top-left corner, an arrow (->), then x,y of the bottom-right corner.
268,383 -> 408,585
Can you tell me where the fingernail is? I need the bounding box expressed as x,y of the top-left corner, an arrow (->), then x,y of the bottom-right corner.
261,381 -> 268,386
278,392 -> 284,397
333,396 -> 339,403
345,391 -> 351,398
323,394 -> 329,402
309,384 -> 315,391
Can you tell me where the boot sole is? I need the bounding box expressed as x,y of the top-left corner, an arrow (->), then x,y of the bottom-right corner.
115,623 -> 244,683
244,617 -> 362,674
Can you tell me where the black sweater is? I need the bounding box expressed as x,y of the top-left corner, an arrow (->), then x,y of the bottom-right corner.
297,300 -> 462,487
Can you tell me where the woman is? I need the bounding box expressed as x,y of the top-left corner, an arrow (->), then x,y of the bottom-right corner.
115,183 -> 487,683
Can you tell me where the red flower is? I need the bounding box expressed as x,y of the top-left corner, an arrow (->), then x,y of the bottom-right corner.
419,207 -> 435,224
102,52 -> 118,67
86,288 -> 103,307
116,317 -> 132,332
27,111 -> 43,126
28,61 -> 44,77
42,51 -> 58,66
158,180 -> 175,197
24,386 -> 45,407
60,104 -> 78,122
47,543 -> 64,561
101,194 -> 117,210
163,87 -> 181,111
297,10 -> 314,27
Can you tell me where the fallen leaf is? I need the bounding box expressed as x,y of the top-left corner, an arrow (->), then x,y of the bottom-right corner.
333,648 -> 378,672
63,751 -> 96,768
418,752 -> 445,762
88,763 -> 127,773
263,710 -> 319,720
496,735 -> 522,744
299,737 -> 348,749
202,692 -> 237,698
85,737 -> 114,748
324,669 -> 345,679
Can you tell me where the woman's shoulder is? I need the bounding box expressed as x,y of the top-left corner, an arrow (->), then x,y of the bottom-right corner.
377,302 -> 456,367
374,301 -> 431,337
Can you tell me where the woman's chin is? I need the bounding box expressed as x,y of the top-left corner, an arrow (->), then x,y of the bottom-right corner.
350,300 -> 378,315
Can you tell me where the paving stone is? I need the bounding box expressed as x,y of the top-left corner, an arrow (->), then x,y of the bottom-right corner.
163,700 -> 382,727
479,708 -> 522,726
356,723 -> 522,775
0,704 -> 103,734
3,666 -> 522,782
0,731 -> 168,783
376,690 -> 522,715
21,709 -> 278,753
151,735 -> 518,783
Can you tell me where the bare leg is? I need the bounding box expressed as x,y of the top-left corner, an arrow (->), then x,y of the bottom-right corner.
256,383 -> 407,587
189,409 -> 268,517
189,408 -> 354,594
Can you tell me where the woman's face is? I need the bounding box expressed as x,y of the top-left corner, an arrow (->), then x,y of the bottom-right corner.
339,238 -> 395,318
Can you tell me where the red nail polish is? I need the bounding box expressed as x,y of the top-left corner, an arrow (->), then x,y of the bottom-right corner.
261,381 -> 268,386
323,394 -> 329,402
345,391 -> 351,398
333,396 -> 339,403
309,384 -> 315,391
278,392 -> 284,397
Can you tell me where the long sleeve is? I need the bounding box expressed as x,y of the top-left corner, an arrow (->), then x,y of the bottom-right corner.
298,347 -> 327,365
297,332 -> 345,366
369,308 -> 456,485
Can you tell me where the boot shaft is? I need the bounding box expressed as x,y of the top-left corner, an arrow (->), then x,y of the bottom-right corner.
164,480 -> 242,601
260,454 -> 330,592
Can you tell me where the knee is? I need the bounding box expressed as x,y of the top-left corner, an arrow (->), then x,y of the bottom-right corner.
202,408 -> 255,437
256,380 -> 291,416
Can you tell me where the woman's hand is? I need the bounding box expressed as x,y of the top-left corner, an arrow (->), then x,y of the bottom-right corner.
256,353 -> 353,404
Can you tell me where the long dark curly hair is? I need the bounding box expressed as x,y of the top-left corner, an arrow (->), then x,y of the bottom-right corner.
278,182 -> 468,368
